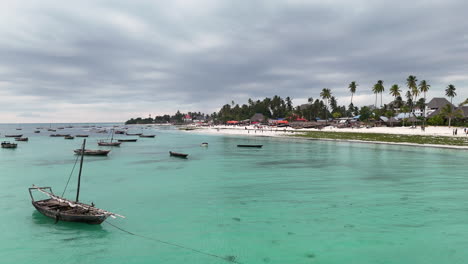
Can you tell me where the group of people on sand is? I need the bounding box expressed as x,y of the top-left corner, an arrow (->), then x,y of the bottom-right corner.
454,128 -> 468,136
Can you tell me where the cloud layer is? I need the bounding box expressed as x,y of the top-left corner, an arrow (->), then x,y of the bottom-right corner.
1,0 -> 467,122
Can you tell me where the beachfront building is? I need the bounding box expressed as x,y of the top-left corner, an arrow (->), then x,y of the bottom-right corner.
183,114 -> 192,123
250,113 -> 266,123
426,98 -> 455,118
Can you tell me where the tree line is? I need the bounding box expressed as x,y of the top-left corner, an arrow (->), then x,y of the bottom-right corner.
126,75 -> 467,126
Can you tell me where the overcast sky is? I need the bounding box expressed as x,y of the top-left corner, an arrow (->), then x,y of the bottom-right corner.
1,0 -> 467,122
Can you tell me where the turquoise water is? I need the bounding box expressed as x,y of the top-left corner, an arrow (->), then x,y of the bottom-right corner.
1,123 -> 468,264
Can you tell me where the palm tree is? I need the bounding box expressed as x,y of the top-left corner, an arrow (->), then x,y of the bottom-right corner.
445,84 -> 457,127
376,80 -> 385,107
320,88 -> 332,124
406,75 -> 418,126
389,84 -> 401,99
440,103 -> 462,127
389,84 -> 401,112
418,80 -> 430,128
348,81 -> 358,105
372,84 -> 379,108
446,84 -> 457,104
406,75 -> 418,100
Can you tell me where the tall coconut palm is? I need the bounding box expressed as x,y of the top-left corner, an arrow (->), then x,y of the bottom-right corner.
406,75 -> 418,125
372,80 -> 384,108
348,81 -> 358,105
389,84 -> 401,99
406,75 -> 418,96
320,88 -> 332,124
446,84 -> 457,104
372,84 -> 379,108
445,84 -> 457,127
377,80 -> 385,107
389,84 -> 401,111
441,103 -> 462,127
419,80 -> 430,127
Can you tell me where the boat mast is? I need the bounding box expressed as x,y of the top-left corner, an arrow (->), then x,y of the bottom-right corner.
76,139 -> 86,202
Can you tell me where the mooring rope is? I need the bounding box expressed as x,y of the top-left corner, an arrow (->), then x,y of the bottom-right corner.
104,221 -> 242,264
61,153 -> 81,197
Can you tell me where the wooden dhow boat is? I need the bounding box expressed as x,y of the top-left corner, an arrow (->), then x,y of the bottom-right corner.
74,149 -> 110,156
64,136 -> 75,140
139,135 -> 155,138
117,139 -> 138,142
237,144 -> 263,148
1,141 -> 17,148
75,135 -> 89,137
126,132 -> 143,136
5,134 -> 22,138
50,134 -> 70,137
97,129 -> 121,146
29,139 -> 124,224
169,151 -> 189,158
34,130 -> 40,133
15,137 -> 29,141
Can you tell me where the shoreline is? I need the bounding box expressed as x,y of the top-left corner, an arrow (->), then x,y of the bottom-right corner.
189,125 -> 468,150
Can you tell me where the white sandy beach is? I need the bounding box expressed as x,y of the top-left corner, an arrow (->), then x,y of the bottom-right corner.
191,124 -> 467,137
188,124 -> 468,149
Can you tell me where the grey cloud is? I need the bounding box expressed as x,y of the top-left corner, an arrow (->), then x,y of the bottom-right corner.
0,0 -> 467,121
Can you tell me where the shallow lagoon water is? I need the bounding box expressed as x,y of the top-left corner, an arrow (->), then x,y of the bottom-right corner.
1,123 -> 468,264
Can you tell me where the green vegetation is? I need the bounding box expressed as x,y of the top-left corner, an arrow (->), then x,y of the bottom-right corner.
294,130 -> 468,146
125,75 -> 468,126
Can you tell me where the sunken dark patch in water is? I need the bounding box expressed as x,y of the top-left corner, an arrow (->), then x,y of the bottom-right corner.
224,255 -> 236,262
232,217 -> 241,222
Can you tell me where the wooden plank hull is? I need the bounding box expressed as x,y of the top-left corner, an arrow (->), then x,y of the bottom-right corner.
32,200 -> 107,224
237,144 -> 263,148
74,149 -> 111,156
169,151 -> 188,158
97,142 -> 121,146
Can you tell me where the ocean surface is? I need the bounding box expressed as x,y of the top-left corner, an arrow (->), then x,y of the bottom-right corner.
1,123 -> 468,264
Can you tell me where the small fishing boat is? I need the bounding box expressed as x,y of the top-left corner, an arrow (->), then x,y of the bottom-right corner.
169,151 -> 189,158
29,139 -> 124,224
237,144 -> 263,148
15,137 -> 28,141
64,136 -> 75,140
34,130 -> 40,133
97,129 -> 121,146
48,129 -> 56,132
50,134 -> 70,137
74,149 -> 111,156
1,141 -> 17,148
98,141 -> 121,146
16,128 -> 22,130
114,130 -> 125,134
139,135 -> 155,138
201,142 -> 208,147
75,135 -> 89,137
5,134 -> 22,138
117,139 -> 138,142
126,133 -> 143,136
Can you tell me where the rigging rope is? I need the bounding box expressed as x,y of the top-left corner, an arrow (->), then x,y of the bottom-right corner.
104,221 -> 242,264
61,153 -> 81,197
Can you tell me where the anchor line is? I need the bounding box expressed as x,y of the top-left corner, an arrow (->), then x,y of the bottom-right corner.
104,221 -> 242,264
